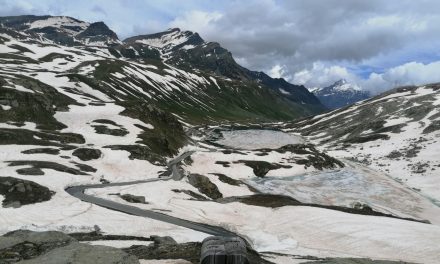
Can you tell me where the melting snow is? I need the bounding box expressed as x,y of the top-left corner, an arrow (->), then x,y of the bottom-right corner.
279,88 -> 290,95
135,30 -> 189,50
0,104 -> 11,110
216,129 -> 304,150
27,16 -> 89,33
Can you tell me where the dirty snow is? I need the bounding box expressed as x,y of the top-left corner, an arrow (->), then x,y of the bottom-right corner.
216,130 -> 304,150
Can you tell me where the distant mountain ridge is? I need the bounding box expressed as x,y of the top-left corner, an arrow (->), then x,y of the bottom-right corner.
132,28 -> 322,106
311,79 -> 371,109
0,15 -> 119,46
0,15 -> 326,111
0,15 -> 326,123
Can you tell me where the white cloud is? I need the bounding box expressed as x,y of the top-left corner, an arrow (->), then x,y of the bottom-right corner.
293,60 -> 440,95
292,62 -> 357,88
169,10 -> 223,34
362,61 -> 440,93
268,64 -> 289,79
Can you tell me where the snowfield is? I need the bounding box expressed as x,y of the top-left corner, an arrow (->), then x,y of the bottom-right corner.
216,129 -> 305,150
248,160 -> 440,224
88,175 -> 440,263
84,128 -> 440,263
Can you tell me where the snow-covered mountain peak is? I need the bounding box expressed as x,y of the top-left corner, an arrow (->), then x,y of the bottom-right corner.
327,79 -> 361,92
311,79 -> 370,109
333,79 -> 347,86
0,15 -> 89,35
124,28 -> 205,53
0,15 -> 119,46
26,16 -> 89,33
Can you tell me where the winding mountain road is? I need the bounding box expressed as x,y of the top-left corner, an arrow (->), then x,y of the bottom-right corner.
65,151 -> 235,237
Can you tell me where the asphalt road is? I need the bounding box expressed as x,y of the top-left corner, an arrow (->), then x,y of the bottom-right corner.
65,151 -> 235,237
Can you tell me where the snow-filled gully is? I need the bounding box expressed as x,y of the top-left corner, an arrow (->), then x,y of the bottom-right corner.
65,151 -> 235,237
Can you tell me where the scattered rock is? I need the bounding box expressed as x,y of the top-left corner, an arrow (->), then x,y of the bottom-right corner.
345,134 -> 390,144
19,241 -> 139,264
123,242 -> 200,263
0,128 -> 84,147
183,155 -> 193,165
92,119 -> 120,126
217,194 -> 301,208
21,148 -> 60,155
256,144 -> 344,170
0,177 -> 55,208
187,174 -> 223,200
221,149 -> 247,155
72,162 -> 97,173
238,160 -> 290,177
150,236 -> 177,245
69,231 -> 152,242
100,177 -> 110,184
72,148 -> 102,161
92,125 -> 129,137
404,144 -> 422,158
158,169 -> 172,177
104,145 -> 166,165
120,194 -> 147,204
0,230 -> 74,262
215,161 -> 230,167
0,230 -> 140,264
16,167 -> 45,176
7,161 -> 88,175
423,120 -> 440,134
209,173 -> 242,186
411,162 -> 429,174
171,189 -> 208,201
386,150 -> 403,159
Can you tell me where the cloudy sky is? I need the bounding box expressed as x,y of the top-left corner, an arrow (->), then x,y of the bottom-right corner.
2,0 -> 440,94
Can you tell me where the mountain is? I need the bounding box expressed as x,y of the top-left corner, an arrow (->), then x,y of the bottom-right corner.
311,79 -> 371,109
285,83 -> 440,204
124,28 -> 324,107
2,15 -> 439,264
0,15 -> 119,46
0,15 -> 325,124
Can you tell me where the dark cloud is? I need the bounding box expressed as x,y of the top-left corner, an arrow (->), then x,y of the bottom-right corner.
170,0 -> 440,91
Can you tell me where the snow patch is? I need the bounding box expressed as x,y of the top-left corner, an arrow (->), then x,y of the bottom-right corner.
28,16 -> 89,34
0,104 -> 11,110
279,88 -> 291,95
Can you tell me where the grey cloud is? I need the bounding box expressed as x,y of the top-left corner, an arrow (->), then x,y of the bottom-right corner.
91,5 -> 107,16
172,0 -> 440,90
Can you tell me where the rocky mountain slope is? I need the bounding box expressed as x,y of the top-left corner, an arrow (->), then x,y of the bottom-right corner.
0,15 -> 325,124
285,83 -> 440,205
311,79 -> 371,109
0,15 -> 119,46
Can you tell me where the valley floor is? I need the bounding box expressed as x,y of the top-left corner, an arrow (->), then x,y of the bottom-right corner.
2,127 -> 440,263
